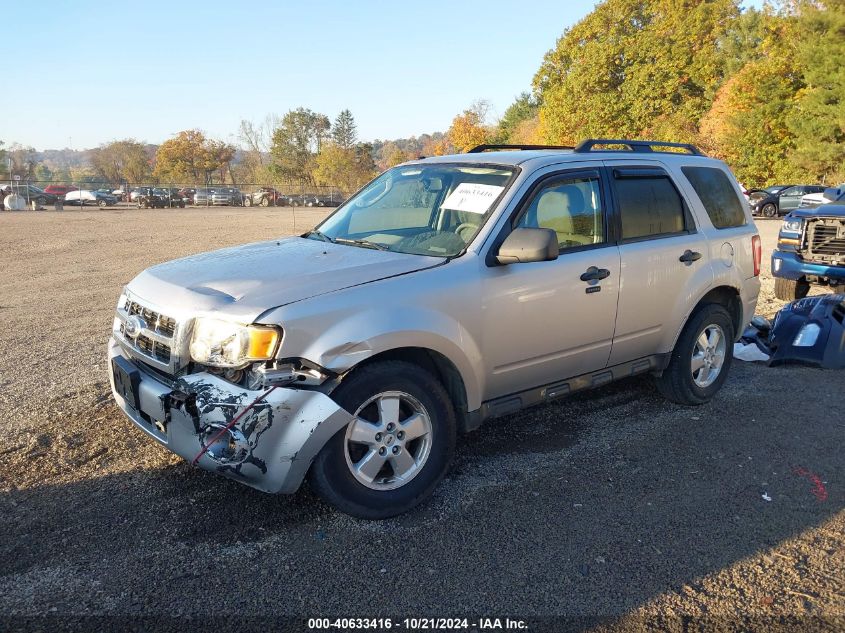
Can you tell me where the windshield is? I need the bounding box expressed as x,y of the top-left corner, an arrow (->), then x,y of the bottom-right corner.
312,164 -> 515,257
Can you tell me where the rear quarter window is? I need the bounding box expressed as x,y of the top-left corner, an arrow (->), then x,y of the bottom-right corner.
682,166 -> 746,229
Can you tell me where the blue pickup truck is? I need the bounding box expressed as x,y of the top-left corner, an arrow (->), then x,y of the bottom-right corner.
772,202 -> 845,300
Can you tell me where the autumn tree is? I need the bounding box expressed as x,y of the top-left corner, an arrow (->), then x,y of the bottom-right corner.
90,139 -> 151,185
269,108 -> 331,184
788,0 -> 845,182
333,109 -> 358,149
237,115 -> 279,184
446,101 -> 492,152
698,11 -> 804,185
535,0 -> 738,144
313,142 -> 377,192
154,130 -> 235,184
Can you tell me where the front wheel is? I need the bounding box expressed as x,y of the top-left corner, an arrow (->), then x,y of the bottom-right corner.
260,197 -> 270,207
655,304 -> 735,406
309,361 -> 456,519
98,199 -> 107,207
762,203 -> 777,218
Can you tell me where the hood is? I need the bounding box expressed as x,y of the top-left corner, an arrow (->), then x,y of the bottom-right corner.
127,236 -> 443,322
789,204 -> 845,220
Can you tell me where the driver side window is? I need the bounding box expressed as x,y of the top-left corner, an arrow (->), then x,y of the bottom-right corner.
516,175 -> 605,250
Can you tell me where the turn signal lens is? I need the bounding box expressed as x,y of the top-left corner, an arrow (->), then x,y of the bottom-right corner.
246,326 -> 280,360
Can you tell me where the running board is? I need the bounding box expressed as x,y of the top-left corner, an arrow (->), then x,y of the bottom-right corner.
465,354 -> 670,431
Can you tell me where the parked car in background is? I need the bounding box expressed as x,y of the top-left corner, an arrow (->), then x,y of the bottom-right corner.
5,184 -> 59,205
211,187 -> 244,206
65,189 -> 119,207
193,187 -> 212,205
244,187 -> 285,207
772,203 -> 845,300
130,187 -> 154,202
799,184 -> 845,209
748,184 -> 825,218
178,188 -> 196,204
138,188 -> 187,209
43,184 -> 78,198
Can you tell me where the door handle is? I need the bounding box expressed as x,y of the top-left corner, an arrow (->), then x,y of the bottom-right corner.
679,249 -> 702,263
580,266 -> 611,281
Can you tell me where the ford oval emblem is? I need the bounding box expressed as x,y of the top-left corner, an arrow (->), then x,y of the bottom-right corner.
124,315 -> 145,339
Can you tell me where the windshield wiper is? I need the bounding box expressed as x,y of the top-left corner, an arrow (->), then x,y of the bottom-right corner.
334,237 -> 389,251
303,229 -> 335,243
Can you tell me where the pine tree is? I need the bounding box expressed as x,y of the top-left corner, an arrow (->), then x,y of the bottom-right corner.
333,110 -> 358,150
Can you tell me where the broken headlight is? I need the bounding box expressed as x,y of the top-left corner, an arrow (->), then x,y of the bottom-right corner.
189,318 -> 280,368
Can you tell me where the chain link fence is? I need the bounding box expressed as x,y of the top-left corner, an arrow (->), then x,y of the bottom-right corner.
2,178 -> 351,209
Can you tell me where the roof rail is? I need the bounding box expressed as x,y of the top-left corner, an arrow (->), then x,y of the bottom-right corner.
467,144 -> 573,153
573,139 -> 704,156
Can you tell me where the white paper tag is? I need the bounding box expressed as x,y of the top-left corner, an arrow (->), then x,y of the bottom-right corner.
441,183 -> 504,214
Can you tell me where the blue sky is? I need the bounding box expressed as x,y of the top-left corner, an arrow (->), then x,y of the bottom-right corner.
4,0 -> 762,151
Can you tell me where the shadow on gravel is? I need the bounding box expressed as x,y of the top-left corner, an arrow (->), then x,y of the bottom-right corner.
0,363 -> 841,617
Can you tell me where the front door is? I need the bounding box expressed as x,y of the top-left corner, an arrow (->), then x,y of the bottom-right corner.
778,186 -> 805,213
481,169 -> 621,399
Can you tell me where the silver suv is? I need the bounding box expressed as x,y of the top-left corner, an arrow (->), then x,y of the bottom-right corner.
109,139 -> 761,518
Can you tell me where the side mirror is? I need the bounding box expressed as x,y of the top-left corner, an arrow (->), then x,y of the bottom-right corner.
496,228 -> 559,265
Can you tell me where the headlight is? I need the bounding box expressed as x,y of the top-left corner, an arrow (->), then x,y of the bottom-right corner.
792,323 -> 821,347
782,218 -> 803,233
189,318 -> 280,367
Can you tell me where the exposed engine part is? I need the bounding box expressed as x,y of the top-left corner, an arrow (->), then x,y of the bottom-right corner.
253,362 -> 328,388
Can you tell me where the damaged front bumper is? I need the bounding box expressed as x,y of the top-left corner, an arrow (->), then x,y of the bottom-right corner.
108,337 -> 353,494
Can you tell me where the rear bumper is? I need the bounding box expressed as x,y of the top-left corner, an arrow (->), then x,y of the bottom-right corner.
771,250 -> 845,282
108,338 -> 353,494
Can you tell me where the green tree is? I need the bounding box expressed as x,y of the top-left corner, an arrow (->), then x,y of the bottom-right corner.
269,108 -> 331,183
788,0 -> 845,182
493,92 -> 539,143
333,109 -> 358,149
535,0 -> 739,144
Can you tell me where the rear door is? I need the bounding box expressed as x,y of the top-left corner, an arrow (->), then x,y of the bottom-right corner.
481,168 -> 621,398
606,163 -> 713,365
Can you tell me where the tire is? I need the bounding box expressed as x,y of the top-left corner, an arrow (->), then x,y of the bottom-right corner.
774,276 -> 810,302
260,197 -> 270,207
762,203 -> 777,218
309,361 -> 456,519
655,304 -> 735,406
244,197 -> 253,207
98,199 -> 107,208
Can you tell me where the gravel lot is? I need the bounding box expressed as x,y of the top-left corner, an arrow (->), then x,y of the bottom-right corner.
0,207 -> 842,630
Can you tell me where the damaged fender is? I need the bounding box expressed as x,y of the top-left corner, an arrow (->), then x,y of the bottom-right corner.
108,340 -> 353,494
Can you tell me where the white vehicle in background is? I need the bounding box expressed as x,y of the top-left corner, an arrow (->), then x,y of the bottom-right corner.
65,189 -> 119,207
799,184 -> 845,209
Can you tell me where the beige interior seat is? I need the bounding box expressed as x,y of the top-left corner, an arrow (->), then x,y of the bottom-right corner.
534,185 -> 594,246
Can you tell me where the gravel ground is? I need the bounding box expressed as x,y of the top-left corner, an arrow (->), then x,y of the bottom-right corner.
0,208 -> 841,631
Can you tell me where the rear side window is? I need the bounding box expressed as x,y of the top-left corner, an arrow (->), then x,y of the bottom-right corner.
682,166 -> 746,229
614,170 -> 686,240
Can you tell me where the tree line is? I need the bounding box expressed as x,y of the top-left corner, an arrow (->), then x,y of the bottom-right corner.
436,0 -> 844,187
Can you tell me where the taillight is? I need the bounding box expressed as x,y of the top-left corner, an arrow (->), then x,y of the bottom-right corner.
752,234 -> 761,276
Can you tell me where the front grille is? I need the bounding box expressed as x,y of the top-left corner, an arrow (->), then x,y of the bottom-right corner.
125,299 -> 176,337
804,218 -> 845,264
115,296 -> 182,374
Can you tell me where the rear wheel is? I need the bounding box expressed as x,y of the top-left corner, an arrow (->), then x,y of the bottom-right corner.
260,197 -> 270,207
655,304 -> 734,406
309,361 -> 456,519
98,199 -> 107,207
774,276 -> 810,302
244,197 -> 253,207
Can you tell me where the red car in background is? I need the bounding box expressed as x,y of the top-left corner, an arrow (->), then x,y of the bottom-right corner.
43,184 -> 78,197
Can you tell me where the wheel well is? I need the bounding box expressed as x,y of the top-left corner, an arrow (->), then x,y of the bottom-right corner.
352,347 -> 470,433
694,286 -> 742,336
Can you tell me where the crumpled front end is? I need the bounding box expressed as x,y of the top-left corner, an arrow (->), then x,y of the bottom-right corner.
108,338 -> 353,494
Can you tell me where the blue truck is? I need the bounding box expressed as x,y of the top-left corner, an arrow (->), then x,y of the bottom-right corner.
772,201 -> 845,300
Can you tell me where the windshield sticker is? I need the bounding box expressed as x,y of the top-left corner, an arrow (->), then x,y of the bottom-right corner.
441,183 -> 504,214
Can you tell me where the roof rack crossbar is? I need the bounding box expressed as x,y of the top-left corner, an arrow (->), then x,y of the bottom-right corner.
467,144 -> 574,153
573,139 -> 704,156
